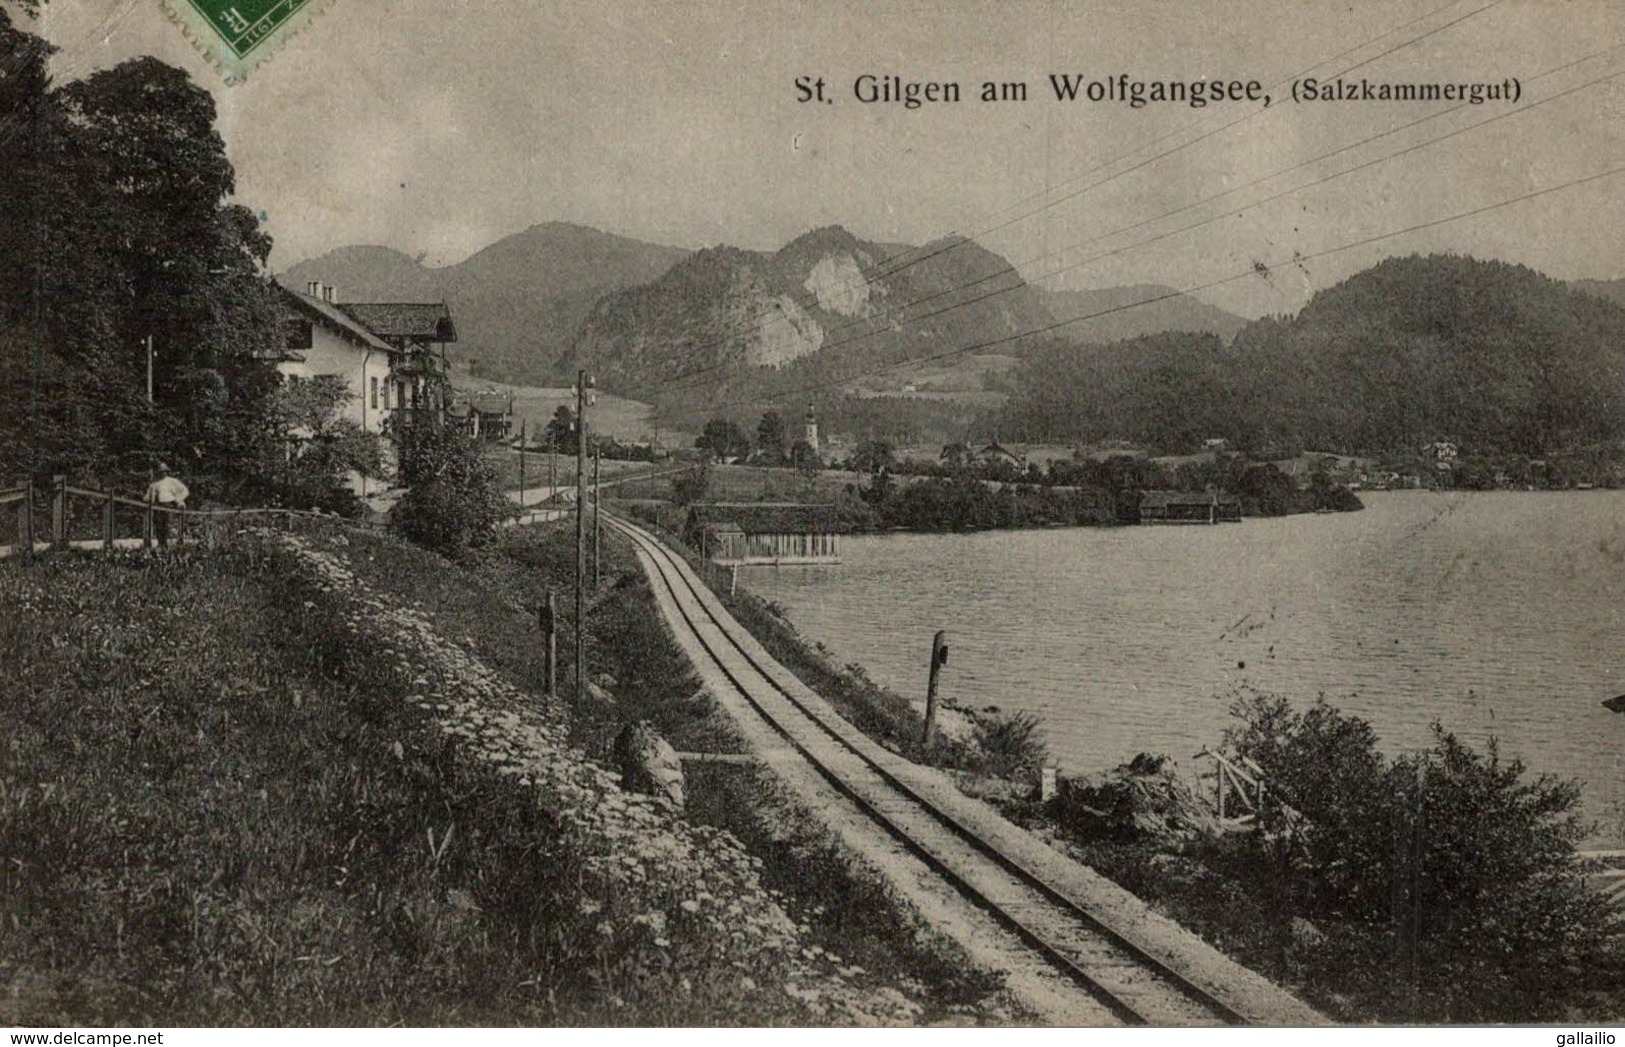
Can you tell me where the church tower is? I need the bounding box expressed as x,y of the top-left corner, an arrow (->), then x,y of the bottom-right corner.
804,403 -> 820,456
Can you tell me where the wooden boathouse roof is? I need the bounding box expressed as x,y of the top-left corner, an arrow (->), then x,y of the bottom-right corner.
687,502 -> 847,535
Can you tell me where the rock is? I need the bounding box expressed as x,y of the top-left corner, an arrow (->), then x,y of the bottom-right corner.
1051,752 -> 1216,842
612,721 -> 685,810
1289,916 -> 1327,951
596,672 -> 619,688
585,680 -> 615,705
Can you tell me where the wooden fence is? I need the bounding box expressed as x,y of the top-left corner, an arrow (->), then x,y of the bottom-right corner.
0,475 -> 375,561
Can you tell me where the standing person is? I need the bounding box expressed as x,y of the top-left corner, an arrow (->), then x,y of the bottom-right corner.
145,464 -> 189,548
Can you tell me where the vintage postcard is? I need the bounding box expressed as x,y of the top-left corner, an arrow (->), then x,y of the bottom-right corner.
2,0 -> 1623,1035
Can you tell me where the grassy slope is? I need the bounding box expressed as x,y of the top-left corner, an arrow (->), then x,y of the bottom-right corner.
2,546 -> 579,1024
0,527 -> 1023,1025
328,522 -> 1022,1023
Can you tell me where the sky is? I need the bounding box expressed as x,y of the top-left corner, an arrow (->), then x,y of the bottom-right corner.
28,0 -> 1625,318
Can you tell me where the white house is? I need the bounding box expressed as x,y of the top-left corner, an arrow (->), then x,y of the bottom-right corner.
279,282 -> 404,436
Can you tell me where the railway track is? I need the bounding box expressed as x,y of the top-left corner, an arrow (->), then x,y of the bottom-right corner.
607,511 -> 1325,1026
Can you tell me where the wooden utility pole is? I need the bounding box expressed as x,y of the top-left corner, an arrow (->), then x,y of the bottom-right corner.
592,446 -> 602,588
145,335 -> 154,404
540,589 -> 557,700
920,630 -> 949,747
575,370 -> 591,705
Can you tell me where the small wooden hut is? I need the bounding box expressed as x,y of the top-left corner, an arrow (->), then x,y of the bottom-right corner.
1137,490 -> 1243,525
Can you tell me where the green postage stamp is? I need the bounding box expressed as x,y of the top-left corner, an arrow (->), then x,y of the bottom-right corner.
160,0 -> 330,83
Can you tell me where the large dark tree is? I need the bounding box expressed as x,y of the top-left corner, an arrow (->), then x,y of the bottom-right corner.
695,417 -> 750,462
0,13 -> 284,495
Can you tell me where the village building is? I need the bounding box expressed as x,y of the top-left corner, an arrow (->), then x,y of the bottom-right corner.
975,439 -> 1027,470
1137,489 -> 1243,524
279,283 -> 403,436
279,282 -> 458,427
447,391 -> 515,440
333,300 -> 458,418
684,503 -> 845,566
277,281 -> 460,491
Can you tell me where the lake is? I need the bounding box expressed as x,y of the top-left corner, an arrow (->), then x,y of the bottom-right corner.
739,491 -> 1625,843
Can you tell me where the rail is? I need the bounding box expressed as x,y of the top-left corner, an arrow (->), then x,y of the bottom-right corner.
607,507 -> 1325,1026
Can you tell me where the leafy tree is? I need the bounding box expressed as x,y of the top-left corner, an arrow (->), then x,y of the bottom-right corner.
544,405 -> 577,454
671,461 -> 712,506
849,439 -> 895,475
1224,693 -> 1618,1022
695,417 -> 749,462
252,376 -> 384,513
0,20 -> 283,495
754,410 -> 785,465
788,438 -> 819,471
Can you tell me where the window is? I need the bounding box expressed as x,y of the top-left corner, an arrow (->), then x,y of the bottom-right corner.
398,380 -> 407,410
370,376 -> 379,410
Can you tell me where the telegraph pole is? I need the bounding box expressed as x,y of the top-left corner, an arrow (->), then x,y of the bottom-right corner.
592,445 -> 602,588
517,419 -> 528,512
575,370 -> 591,705
145,335 -> 154,403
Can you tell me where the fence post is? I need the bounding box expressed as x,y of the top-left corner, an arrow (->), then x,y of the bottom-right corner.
15,477 -> 33,563
49,475 -> 65,549
143,500 -> 154,550
102,493 -> 114,551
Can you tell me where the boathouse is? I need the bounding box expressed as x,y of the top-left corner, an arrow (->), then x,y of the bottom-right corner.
685,503 -> 844,565
1137,490 -> 1242,525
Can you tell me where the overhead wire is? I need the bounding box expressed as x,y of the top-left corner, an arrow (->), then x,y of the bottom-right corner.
616,0 -> 1505,384
652,43 -> 1618,401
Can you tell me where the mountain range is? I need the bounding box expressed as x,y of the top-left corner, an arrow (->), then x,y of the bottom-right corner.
280,222 -> 1247,397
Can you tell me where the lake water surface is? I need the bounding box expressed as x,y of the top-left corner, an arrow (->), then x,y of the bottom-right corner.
740,492 -> 1625,842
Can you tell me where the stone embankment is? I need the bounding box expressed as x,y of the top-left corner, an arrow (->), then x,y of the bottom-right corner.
259,528 -> 927,1024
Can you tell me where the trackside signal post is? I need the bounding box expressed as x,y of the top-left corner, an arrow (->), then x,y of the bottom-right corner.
921,630 -> 948,746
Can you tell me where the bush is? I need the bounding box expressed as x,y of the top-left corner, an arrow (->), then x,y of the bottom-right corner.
1223,692 -> 1618,1021
967,709 -> 1048,780
391,420 -> 511,556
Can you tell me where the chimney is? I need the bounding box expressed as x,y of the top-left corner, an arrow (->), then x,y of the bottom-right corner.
307,280 -> 321,297
324,285 -> 337,304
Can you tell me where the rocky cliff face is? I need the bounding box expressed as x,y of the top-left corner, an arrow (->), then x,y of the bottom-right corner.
567,225 -> 1056,404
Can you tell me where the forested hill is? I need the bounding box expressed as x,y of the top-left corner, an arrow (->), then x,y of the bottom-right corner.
994,254 -> 1625,457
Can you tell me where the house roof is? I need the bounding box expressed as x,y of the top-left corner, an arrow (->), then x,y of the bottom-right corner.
1139,490 -> 1241,509
280,287 -> 396,355
337,303 -> 458,344
450,390 -> 512,414
977,440 -> 1025,459
687,502 -> 848,535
